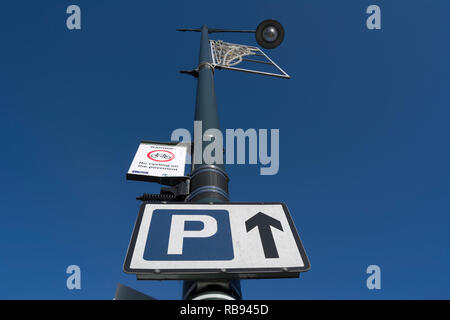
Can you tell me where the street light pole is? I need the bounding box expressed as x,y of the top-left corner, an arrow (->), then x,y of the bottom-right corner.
122,20 -> 295,300
177,20 -> 288,300
182,25 -> 242,300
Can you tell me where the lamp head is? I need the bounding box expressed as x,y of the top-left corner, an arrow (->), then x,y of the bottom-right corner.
255,19 -> 285,49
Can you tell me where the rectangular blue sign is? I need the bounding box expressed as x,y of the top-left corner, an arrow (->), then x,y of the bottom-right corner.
143,209 -> 234,261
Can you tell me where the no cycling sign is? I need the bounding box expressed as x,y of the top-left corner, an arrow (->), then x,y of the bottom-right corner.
127,141 -> 188,184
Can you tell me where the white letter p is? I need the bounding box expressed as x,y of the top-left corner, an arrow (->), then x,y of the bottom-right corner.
167,215 -> 217,255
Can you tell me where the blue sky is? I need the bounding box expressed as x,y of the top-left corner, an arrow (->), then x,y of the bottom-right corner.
0,0 -> 449,299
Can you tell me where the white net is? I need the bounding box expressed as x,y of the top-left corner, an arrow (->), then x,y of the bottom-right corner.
210,40 -> 260,67
208,39 -> 290,79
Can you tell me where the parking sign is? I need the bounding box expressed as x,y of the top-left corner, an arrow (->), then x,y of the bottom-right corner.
124,203 -> 310,280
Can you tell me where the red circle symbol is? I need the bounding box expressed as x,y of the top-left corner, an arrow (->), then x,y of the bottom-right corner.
147,150 -> 175,162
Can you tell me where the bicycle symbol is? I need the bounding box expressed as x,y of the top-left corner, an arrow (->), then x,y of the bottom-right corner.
147,150 -> 175,162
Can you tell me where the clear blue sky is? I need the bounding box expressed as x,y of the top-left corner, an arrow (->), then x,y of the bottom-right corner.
0,0 -> 449,299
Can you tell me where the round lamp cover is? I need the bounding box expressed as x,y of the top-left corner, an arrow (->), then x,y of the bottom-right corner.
255,19 -> 285,49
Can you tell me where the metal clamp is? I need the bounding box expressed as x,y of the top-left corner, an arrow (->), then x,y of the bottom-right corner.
186,185 -> 229,201
137,180 -> 190,202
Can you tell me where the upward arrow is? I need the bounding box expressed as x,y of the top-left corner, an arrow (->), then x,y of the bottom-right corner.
245,212 -> 283,259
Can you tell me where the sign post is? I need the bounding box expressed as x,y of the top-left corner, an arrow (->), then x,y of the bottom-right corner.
181,24 -> 238,300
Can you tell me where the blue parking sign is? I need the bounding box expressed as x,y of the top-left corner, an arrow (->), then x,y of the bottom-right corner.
144,209 -> 234,261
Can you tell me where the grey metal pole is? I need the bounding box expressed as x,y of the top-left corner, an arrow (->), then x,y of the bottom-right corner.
182,25 -> 242,300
